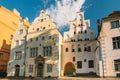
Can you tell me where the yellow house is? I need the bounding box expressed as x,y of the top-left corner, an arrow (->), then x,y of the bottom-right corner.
0,5 -> 29,74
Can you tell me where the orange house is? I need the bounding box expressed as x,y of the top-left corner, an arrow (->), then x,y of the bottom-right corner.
0,5 -> 29,73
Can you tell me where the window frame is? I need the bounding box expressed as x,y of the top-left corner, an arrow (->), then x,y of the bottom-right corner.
77,61 -> 82,69
111,20 -> 120,29
15,51 -> 22,60
88,60 -> 94,68
47,64 -> 52,72
29,64 -> 33,73
112,36 -> 120,49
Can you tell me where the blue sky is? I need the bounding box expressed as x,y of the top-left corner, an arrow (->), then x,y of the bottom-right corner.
0,0 -> 120,35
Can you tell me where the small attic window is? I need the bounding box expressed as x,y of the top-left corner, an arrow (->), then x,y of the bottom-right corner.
41,19 -> 43,22
18,29 -> 23,34
84,30 -> 87,33
43,27 -> 45,30
36,28 -> 39,32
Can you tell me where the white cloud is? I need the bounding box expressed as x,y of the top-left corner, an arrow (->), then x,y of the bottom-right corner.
47,0 -> 85,28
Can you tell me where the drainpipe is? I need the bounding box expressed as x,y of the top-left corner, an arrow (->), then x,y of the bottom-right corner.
23,18 -> 29,77
95,19 -> 104,77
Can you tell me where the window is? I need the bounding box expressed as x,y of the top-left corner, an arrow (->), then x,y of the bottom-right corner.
15,40 -> 19,46
84,47 -> 87,51
41,19 -> 43,22
111,20 -> 119,28
74,32 -> 76,34
43,27 -> 45,30
36,28 -> 39,32
78,45 -> 81,52
42,36 -> 45,40
21,40 -> 24,45
84,30 -> 87,33
73,57 -> 75,61
87,46 -> 91,52
15,51 -> 22,60
72,45 -> 75,52
48,36 -> 51,39
47,64 -> 52,72
112,36 -> 120,49
66,48 -> 68,52
72,49 -> 75,52
29,64 -> 33,72
88,60 -> 94,68
30,38 -> 32,42
84,46 -> 91,52
36,37 -> 38,41
114,59 -> 120,71
43,46 -> 52,56
30,47 -> 38,57
0,53 -> 3,59
18,29 -> 23,34
77,61 -> 82,68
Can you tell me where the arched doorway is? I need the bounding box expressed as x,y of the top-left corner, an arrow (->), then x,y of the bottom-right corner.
64,62 -> 75,76
15,65 -> 20,77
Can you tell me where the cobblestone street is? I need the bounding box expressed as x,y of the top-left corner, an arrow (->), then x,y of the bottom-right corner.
0,77 -> 120,80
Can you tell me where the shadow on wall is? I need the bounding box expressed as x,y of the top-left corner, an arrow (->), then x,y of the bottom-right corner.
0,40 -> 11,77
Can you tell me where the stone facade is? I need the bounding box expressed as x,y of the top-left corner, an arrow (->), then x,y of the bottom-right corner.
25,10 -> 63,77
7,19 -> 28,77
61,12 -> 97,76
7,10 -> 120,78
97,11 -> 120,77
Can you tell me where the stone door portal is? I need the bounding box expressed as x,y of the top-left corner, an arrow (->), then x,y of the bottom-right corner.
37,63 -> 43,77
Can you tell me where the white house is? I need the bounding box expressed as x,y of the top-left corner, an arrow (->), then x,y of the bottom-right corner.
97,11 -> 120,77
25,10 -> 63,77
7,19 -> 28,77
60,12 -> 97,76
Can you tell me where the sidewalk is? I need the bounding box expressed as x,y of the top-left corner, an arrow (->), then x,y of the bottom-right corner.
59,76 -> 120,80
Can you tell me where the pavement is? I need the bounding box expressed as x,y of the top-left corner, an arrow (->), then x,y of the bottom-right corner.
0,77 -> 120,80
